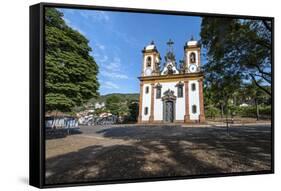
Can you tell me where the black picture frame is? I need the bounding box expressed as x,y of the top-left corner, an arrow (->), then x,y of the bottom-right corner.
30,2 -> 274,188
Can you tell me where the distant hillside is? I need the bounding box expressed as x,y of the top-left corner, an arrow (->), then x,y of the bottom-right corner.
87,93 -> 139,105
100,93 -> 139,102
73,93 -> 139,112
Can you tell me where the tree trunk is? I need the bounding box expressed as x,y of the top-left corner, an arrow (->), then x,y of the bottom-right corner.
220,104 -> 224,119
255,99 -> 260,121
225,102 -> 229,121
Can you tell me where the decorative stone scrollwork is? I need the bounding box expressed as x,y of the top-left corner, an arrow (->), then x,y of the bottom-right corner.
162,89 -> 177,101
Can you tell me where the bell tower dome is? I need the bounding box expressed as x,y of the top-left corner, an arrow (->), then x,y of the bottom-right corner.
141,41 -> 161,76
184,36 -> 201,73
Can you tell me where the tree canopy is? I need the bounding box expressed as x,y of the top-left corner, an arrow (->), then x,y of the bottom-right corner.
45,8 -> 99,112
200,18 -> 272,96
200,17 -> 272,119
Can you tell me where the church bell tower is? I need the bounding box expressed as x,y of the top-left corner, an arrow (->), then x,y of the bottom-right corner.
184,37 -> 201,73
142,41 -> 161,76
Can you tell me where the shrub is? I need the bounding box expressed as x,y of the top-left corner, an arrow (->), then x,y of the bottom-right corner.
205,105 -> 220,118
260,106 -> 271,116
236,105 -> 271,117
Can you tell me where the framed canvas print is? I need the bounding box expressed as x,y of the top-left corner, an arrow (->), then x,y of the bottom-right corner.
30,2 -> 274,188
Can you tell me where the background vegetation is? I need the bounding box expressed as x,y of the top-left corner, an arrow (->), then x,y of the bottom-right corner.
200,18 -> 272,120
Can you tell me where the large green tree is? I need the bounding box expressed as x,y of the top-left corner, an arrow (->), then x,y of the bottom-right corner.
45,8 -> 99,112
200,18 -> 272,96
127,101 -> 139,122
204,72 -> 242,118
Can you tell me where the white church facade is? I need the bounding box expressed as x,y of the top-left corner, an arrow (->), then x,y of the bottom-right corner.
138,38 -> 205,124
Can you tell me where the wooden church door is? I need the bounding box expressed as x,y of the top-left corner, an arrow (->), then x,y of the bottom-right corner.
165,101 -> 174,123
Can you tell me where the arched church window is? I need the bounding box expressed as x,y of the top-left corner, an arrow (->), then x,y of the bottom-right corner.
176,82 -> 184,98
146,56 -> 152,67
192,105 -> 197,114
155,83 -> 162,99
178,86 -> 183,98
144,107 -> 148,115
191,83 -> 196,91
190,52 -> 196,63
145,86 -> 149,94
156,88 -> 161,99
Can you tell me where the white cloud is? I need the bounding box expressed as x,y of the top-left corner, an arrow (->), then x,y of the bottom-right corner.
98,55 -> 109,63
80,10 -> 110,23
114,73 -> 129,79
95,43 -> 105,51
104,60 -> 120,72
60,10 -> 88,37
62,16 -> 86,36
111,30 -> 140,47
92,43 -> 107,64
91,52 -> 100,58
99,56 -> 130,79
101,70 -> 129,79
113,57 -> 120,62
99,11 -> 110,21
78,10 -> 138,47
103,81 -> 119,89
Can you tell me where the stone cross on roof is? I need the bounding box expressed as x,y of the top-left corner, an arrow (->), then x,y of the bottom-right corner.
167,39 -> 174,52
190,35 -> 194,41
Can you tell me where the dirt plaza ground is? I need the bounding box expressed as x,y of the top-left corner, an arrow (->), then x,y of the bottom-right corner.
45,124 -> 272,185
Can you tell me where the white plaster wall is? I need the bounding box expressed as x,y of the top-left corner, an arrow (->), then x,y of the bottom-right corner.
189,80 -> 200,120
153,81 -> 185,121
154,86 -> 163,120
141,84 -> 151,121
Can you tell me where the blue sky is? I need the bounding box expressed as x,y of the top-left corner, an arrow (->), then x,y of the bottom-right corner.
59,8 -> 203,95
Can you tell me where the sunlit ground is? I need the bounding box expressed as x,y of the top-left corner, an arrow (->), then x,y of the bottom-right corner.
45,124 -> 272,185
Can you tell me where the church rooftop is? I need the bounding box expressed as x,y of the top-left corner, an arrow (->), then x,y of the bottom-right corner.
145,44 -> 156,50
187,40 -> 198,46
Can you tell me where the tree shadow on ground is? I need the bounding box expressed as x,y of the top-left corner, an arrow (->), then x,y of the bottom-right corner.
46,145 -> 145,184
45,125 -> 271,185
97,125 -> 272,171
45,142 -> 222,185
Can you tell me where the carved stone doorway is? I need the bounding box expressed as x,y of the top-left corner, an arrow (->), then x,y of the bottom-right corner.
164,101 -> 174,122
162,89 -> 176,123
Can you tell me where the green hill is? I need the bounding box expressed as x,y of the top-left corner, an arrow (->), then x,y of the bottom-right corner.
73,93 -> 139,112
99,93 -> 139,102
